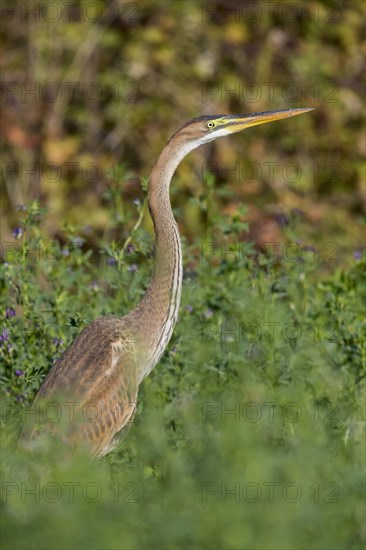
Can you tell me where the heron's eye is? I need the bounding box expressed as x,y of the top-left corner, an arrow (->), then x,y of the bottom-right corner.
206,121 -> 216,129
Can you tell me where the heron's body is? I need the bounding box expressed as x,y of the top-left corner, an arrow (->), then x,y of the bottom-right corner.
23,109 -> 312,456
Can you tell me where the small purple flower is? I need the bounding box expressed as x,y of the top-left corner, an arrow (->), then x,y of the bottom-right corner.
15,369 -> 24,377
127,264 -> 138,273
133,199 -> 141,207
354,250 -> 362,260
107,257 -> 117,266
52,337 -> 64,347
276,214 -> 289,227
12,227 -> 23,239
6,307 -> 16,318
62,248 -> 70,257
71,237 -> 84,247
203,308 -> 213,319
125,243 -> 136,254
0,329 -> 9,343
302,245 -> 316,252
185,305 -> 193,313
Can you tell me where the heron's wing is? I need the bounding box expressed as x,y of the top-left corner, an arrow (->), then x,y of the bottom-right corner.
21,316 -> 139,456
35,316 -> 137,396
79,350 -> 138,457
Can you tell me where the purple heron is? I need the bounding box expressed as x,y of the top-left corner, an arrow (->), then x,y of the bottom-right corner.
22,108 -> 313,456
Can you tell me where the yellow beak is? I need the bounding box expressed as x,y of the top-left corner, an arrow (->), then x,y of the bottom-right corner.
225,108 -> 313,133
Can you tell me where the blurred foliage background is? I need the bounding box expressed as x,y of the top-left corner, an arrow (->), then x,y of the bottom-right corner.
1,1 -> 365,549
1,0 -> 365,255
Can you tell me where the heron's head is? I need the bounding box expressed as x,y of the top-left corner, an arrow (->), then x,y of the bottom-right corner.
170,108 -> 313,153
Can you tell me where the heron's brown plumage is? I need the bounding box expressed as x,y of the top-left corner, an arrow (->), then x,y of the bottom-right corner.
24,316 -> 138,456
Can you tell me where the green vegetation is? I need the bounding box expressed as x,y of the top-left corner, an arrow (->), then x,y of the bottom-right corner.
1,192 -> 365,549
1,1 -> 365,549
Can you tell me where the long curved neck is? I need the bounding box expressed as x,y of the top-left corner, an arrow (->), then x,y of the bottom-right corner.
132,138 -> 194,382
